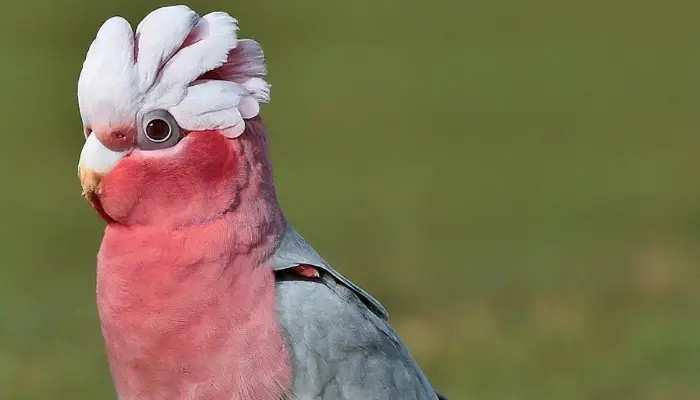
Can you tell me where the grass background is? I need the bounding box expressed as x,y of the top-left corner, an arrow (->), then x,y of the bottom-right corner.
1,0 -> 699,398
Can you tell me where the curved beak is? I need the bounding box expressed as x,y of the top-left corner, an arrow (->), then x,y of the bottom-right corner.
78,134 -> 128,199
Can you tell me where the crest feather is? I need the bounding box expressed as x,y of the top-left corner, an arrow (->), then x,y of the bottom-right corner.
201,39 -> 270,103
78,6 -> 271,135
78,17 -> 138,129
135,5 -> 200,91
145,11 -> 240,109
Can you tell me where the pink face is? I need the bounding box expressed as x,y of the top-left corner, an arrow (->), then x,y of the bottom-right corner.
79,121 -> 245,228
76,6 -> 272,228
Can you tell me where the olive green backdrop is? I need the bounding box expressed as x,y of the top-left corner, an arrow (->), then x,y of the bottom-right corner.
1,0 -> 699,399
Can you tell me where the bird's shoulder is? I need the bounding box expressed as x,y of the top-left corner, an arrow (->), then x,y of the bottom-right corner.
274,266 -> 397,344
274,268 -> 439,400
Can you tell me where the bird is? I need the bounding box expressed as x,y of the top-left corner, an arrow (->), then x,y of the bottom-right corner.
76,5 -> 448,400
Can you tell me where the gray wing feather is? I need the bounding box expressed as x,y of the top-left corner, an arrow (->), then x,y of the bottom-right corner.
271,222 -> 442,399
276,272 -> 439,400
271,222 -> 388,319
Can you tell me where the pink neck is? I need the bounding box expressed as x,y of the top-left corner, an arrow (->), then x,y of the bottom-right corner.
96,210 -> 291,400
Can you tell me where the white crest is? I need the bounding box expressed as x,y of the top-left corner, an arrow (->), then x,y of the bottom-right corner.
77,5 -> 270,139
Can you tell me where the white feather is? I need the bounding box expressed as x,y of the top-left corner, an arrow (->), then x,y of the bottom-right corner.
241,78 -> 271,103
222,119 -> 247,138
237,96 -> 260,119
78,17 -> 139,130
175,106 -> 244,133
78,6 -> 271,142
135,5 -> 199,91
171,80 -> 245,115
144,12 -> 239,109
170,80 -> 247,131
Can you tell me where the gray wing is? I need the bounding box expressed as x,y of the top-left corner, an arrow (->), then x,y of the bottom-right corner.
271,222 -> 389,319
271,222 -> 446,399
276,271 -> 440,400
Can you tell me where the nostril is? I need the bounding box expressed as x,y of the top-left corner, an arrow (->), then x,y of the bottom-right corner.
94,128 -> 135,152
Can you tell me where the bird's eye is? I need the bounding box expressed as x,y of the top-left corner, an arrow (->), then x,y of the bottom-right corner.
137,110 -> 182,151
145,119 -> 172,142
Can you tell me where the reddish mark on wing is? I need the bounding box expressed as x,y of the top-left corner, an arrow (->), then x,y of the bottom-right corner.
291,265 -> 320,279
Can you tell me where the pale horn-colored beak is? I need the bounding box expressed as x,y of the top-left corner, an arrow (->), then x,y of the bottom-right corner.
78,134 -> 128,199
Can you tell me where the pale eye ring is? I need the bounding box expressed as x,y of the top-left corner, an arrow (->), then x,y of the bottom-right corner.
137,109 -> 182,151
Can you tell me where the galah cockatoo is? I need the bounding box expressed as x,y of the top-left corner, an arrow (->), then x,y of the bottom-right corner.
76,5 -> 447,400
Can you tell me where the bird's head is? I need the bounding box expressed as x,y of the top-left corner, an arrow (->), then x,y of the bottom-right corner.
77,6 -> 276,228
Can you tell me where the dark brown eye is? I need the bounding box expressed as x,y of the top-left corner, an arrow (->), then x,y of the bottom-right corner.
138,109 -> 182,151
145,119 -> 172,142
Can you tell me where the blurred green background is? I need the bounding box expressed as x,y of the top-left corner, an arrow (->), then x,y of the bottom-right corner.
1,0 -> 699,399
